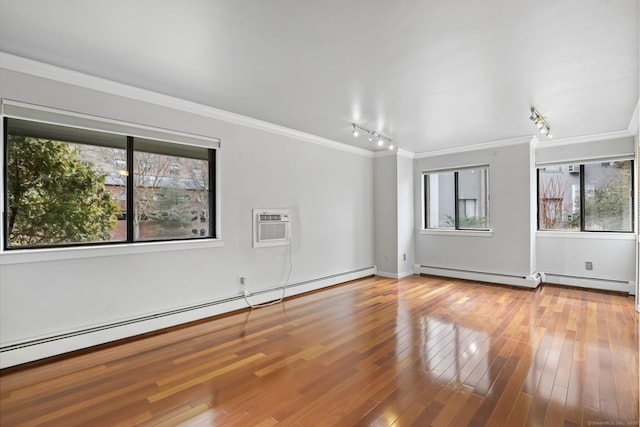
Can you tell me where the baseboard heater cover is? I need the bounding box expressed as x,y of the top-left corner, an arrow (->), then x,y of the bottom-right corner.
419,265 -> 543,288
542,273 -> 632,294
0,266 -> 375,369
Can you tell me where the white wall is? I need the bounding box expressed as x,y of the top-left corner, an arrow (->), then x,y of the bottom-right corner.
397,153 -> 415,277
373,154 -> 398,276
535,135 -> 637,293
414,139 -> 538,285
637,8 -> 640,310
0,60 -> 374,367
373,152 -> 415,279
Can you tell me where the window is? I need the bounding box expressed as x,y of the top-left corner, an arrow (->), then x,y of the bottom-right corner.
537,160 -> 633,232
423,166 -> 489,230
4,117 -> 217,249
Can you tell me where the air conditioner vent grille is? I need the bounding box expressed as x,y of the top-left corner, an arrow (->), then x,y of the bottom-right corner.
253,209 -> 291,248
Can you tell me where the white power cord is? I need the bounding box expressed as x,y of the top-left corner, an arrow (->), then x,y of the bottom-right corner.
243,238 -> 293,309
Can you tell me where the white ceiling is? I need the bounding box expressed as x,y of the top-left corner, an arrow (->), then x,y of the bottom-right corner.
0,0 -> 638,154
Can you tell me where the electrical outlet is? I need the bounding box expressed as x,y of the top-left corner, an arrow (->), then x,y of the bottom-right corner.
403,253 -> 407,261
585,262 -> 593,270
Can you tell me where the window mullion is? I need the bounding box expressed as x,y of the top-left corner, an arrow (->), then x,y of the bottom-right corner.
208,149 -> 216,239
579,164 -> 585,231
3,117 -> 8,250
536,168 -> 541,230
126,136 -> 134,242
423,175 -> 429,229
454,172 -> 460,229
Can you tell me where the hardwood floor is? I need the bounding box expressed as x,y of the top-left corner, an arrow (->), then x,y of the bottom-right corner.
0,275 -> 638,426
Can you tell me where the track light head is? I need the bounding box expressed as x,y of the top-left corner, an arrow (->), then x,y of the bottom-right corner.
529,107 -> 552,138
352,124 -> 359,137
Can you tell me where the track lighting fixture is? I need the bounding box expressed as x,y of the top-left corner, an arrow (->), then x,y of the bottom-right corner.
351,123 -> 395,150
529,107 -> 553,138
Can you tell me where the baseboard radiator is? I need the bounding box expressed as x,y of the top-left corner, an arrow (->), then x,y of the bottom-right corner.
419,265 -> 543,288
0,266 -> 375,369
542,273 -> 633,294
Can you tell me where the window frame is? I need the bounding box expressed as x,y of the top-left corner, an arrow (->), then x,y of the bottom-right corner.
422,165 -> 490,232
536,159 -> 635,233
2,112 -> 219,252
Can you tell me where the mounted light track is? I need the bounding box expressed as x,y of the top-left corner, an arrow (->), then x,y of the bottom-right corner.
351,122 -> 395,150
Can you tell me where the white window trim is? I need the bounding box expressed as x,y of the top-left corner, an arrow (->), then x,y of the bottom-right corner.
422,164 -> 491,232
536,158 -> 635,233
536,154 -> 634,168
1,100 -> 223,258
536,231 -> 635,240
0,239 -> 225,265
420,229 -> 494,237
1,99 -> 221,149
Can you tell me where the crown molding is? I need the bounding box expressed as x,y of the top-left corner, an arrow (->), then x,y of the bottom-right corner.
414,135 -> 534,159
0,52 -> 373,158
397,148 -> 415,159
372,148 -> 416,159
373,150 -> 396,158
373,148 -> 415,160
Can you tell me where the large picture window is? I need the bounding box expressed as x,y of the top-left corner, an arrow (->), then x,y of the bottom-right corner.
4,117 -> 217,250
423,166 -> 489,230
537,160 -> 634,232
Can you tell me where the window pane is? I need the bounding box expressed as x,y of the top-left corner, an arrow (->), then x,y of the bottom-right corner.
5,124 -> 125,248
538,166 -> 579,230
426,172 -> 455,228
457,168 -> 489,229
583,161 -> 633,231
133,151 -> 210,241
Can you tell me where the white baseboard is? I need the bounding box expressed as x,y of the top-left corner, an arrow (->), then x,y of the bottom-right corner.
0,266 -> 375,369
398,271 -> 415,279
376,271 -> 415,279
419,266 -> 542,288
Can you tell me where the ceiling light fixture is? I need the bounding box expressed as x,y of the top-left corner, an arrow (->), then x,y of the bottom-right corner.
529,107 -> 553,138
351,123 -> 395,150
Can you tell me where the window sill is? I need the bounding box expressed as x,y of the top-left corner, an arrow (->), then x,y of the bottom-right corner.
536,231 -> 636,241
0,239 -> 225,265
420,229 -> 494,237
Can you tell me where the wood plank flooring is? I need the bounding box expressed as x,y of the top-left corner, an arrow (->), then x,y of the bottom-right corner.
0,275 -> 638,426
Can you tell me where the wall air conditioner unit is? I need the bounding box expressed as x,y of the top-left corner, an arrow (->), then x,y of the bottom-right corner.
253,209 -> 291,248
568,165 -> 579,174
